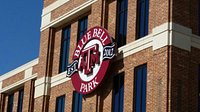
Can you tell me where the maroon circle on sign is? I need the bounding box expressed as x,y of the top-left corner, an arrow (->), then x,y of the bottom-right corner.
67,26 -> 115,95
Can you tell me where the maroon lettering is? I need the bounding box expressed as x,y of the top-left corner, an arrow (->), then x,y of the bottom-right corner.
79,77 -> 99,93
78,44 -> 100,75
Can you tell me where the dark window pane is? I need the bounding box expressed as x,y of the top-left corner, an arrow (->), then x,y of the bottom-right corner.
59,26 -> 71,73
112,73 -> 124,112
72,91 -> 82,112
78,16 -> 88,42
117,0 -> 128,48
135,64 -> 147,112
56,95 -> 65,112
17,89 -> 24,112
7,93 -> 14,112
137,0 -> 149,39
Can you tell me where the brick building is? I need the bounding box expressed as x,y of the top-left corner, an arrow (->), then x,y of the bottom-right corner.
0,0 -> 200,111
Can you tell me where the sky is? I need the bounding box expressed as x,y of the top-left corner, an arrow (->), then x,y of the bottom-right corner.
0,1 -> 43,75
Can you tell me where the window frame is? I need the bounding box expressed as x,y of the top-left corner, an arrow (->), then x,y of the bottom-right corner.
55,95 -> 65,112
7,93 -> 14,112
136,0 -> 149,39
17,89 -> 24,112
116,0 -> 128,48
72,91 -> 82,112
77,16 -> 88,43
134,64 -> 147,112
112,73 -> 125,112
59,25 -> 71,73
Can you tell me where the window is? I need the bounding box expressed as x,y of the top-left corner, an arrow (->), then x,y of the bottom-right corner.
72,91 -> 82,112
59,26 -> 71,73
116,0 -> 128,48
136,0 -> 149,39
56,95 -> 65,112
17,89 -> 24,112
134,64 -> 147,112
7,93 -> 14,112
77,16 -> 88,42
112,73 -> 124,112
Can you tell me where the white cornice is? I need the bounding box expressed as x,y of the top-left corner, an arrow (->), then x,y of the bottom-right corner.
34,77 -> 51,98
0,73 -> 37,93
191,34 -> 200,49
51,71 -> 71,88
117,34 -> 153,59
0,58 -> 39,81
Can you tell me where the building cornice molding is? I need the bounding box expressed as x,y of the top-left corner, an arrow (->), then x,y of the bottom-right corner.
51,71 -> 71,88
0,73 -> 37,93
0,58 -> 38,81
34,77 -> 51,98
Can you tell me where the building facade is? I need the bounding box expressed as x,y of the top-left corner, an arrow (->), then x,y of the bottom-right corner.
0,0 -> 200,112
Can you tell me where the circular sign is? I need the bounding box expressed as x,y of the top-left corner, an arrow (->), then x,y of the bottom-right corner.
66,26 -> 115,94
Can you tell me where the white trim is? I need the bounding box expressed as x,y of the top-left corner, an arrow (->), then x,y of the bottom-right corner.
34,77 -> 51,98
118,34 -> 153,59
152,22 -> 192,51
0,81 -> 2,90
42,0 -> 70,16
117,22 -> 200,59
41,12 -> 51,30
152,22 -> 170,50
171,31 -> 191,51
170,23 -> 192,51
41,0 -> 97,31
0,58 -> 38,81
24,67 -> 33,79
51,71 -> 71,88
0,73 -> 37,93
192,34 -> 200,49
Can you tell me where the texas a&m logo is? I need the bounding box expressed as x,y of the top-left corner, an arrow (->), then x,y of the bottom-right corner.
66,26 -> 115,94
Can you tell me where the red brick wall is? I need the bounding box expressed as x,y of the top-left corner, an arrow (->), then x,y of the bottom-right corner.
149,0 -> 170,33
48,81 -> 74,112
47,46 -> 171,112
127,0 -> 137,42
4,95 -> 8,112
23,80 -> 35,112
43,0 -> 55,8
13,91 -> 19,112
32,65 -> 38,75
34,96 -> 44,112
2,72 -> 24,88
37,29 -> 51,78
51,0 -> 88,21
170,46 -> 200,112
107,0 -> 117,40
1,0 -> 199,112
172,0 -> 199,35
